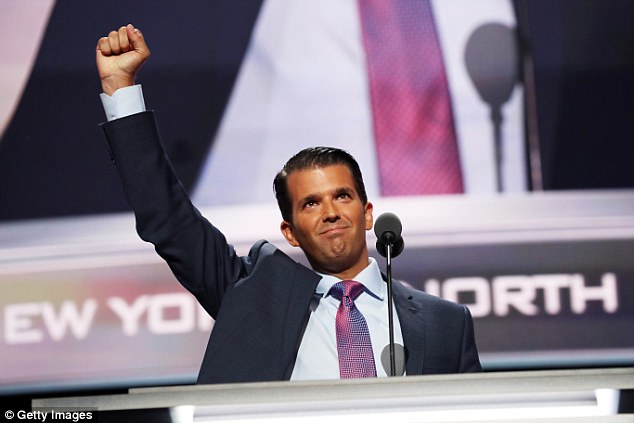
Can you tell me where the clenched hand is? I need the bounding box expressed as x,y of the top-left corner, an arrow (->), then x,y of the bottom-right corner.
96,24 -> 150,96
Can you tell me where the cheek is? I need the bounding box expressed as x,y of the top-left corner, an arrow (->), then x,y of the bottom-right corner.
292,221 -> 314,243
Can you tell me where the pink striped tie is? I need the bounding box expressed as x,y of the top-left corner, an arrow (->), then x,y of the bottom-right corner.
329,280 -> 377,378
358,0 -> 464,195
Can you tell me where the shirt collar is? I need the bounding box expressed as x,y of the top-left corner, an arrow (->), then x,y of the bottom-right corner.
315,257 -> 384,301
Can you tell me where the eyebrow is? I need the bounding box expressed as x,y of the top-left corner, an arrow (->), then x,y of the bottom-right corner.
297,186 -> 355,206
334,186 -> 355,198
299,193 -> 320,206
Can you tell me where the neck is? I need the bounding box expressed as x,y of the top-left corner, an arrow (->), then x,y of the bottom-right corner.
313,254 -> 370,281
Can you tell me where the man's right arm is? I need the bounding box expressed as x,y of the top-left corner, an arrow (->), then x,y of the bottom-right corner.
96,25 -> 245,319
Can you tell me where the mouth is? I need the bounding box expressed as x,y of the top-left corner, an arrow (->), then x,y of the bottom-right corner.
319,225 -> 349,236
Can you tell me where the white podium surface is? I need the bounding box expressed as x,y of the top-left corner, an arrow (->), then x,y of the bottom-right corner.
33,367 -> 634,422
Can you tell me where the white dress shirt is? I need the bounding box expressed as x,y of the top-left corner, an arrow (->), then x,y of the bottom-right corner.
100,85 -> 146,121
291,257 -> 404,380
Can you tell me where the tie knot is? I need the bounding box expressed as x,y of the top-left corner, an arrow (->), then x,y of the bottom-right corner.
329,280 -> 365,302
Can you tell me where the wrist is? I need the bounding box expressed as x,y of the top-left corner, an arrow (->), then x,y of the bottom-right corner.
101,75 -> 136,96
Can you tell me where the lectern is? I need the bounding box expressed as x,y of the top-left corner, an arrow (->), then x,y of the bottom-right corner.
33,367 -> 634,423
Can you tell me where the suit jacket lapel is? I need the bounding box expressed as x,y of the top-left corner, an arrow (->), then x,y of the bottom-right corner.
282,262 -> 322,377
392,281 -> 426,375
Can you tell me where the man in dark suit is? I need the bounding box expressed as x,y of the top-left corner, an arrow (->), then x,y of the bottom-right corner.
97,24 -> 480,383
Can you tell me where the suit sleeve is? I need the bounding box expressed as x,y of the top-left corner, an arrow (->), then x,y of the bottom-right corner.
458,305 -> 482,372
101,111 -> 250,318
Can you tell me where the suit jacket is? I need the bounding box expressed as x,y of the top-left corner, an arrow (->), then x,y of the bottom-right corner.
101,111 -> 481,384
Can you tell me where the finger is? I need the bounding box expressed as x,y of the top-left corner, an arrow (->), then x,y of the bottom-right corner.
118,25 -> 131,52
96,36 -> 112,56
107,30 -> 121,54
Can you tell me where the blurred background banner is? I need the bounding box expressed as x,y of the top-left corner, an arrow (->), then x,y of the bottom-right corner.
1,0 -> 633,220
0,0 -> 633,396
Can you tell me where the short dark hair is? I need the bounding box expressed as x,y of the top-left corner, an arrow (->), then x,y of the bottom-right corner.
273,146 -> 368,223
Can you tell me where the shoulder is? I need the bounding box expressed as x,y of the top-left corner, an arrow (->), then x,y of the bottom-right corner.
246,239 -> 291,263
244,240 -> 313,277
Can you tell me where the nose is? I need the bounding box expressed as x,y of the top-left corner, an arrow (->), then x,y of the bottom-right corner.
322,199 -> 340,222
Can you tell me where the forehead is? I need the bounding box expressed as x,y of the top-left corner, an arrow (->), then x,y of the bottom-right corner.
286,165 -> 356,202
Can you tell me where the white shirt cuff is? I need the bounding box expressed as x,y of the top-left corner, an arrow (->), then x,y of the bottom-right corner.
100,85 -> 146,121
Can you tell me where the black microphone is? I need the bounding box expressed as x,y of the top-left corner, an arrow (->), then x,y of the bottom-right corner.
464,23 -> 520,192
464,23 -> 519,110
374,212 -> 404,258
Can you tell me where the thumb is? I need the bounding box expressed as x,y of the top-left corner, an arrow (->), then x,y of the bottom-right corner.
126,24 -> 150,57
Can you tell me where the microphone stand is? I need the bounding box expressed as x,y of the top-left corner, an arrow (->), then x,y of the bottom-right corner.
491,105 -> 504,193
385,241 -> 396,377
374,212 -> 403,377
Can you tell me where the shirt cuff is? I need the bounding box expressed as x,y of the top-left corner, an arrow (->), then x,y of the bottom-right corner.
100,85 -> 146,121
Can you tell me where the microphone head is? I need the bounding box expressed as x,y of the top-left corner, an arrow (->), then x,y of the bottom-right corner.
374,212 -> 402,243
464,23 -> 519,108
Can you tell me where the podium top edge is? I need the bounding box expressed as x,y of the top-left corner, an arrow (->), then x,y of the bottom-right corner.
33,367 -> 634,411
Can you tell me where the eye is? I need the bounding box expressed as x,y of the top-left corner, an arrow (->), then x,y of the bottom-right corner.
336,190 -> 353,200
303,199 -> 318,209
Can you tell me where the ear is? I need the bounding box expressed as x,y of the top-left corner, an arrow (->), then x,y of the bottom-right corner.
364,201 -> 374,231
280,220 -> 300,247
